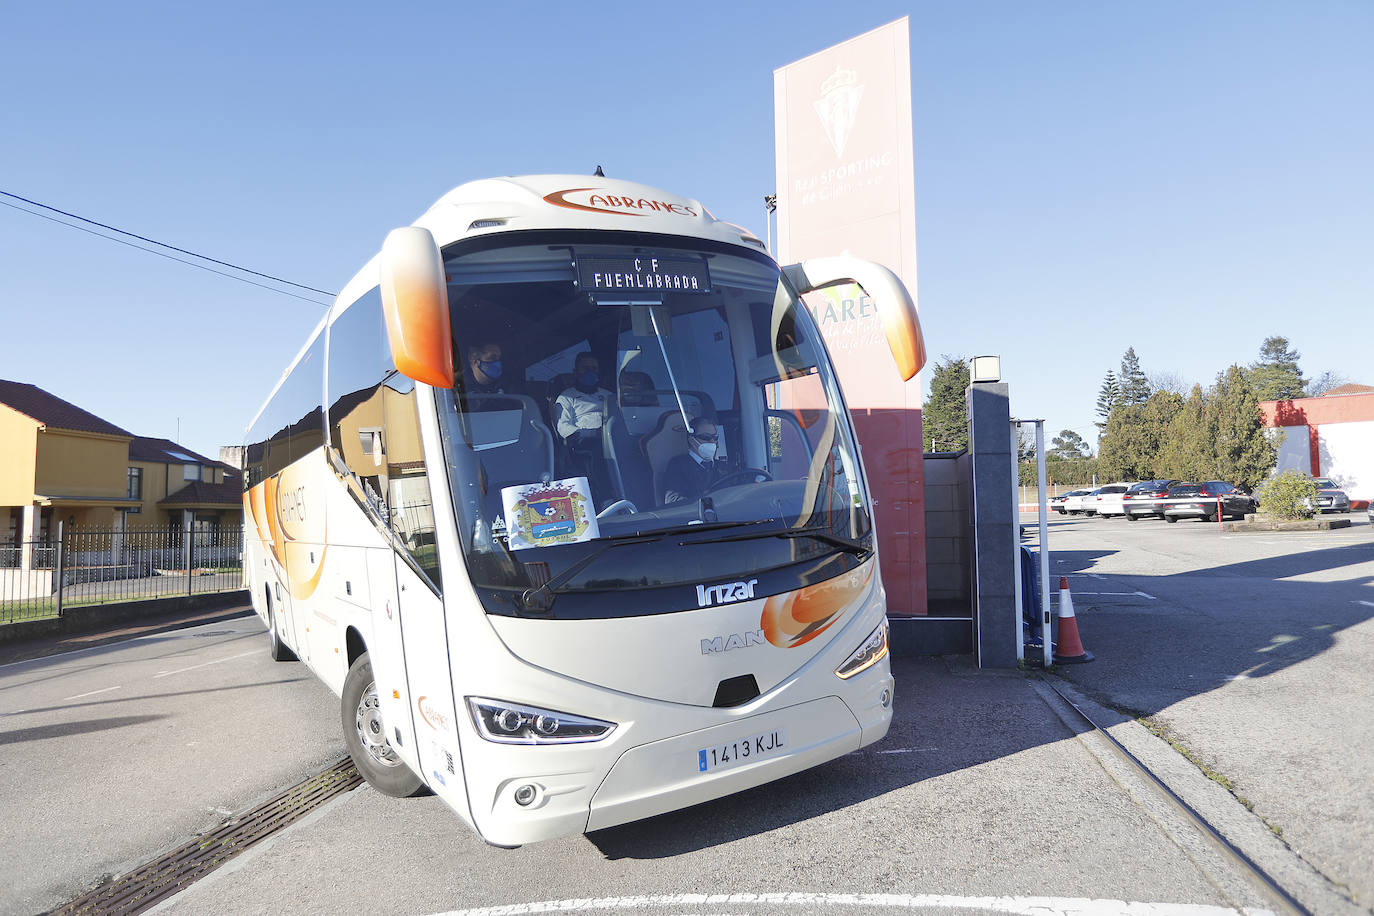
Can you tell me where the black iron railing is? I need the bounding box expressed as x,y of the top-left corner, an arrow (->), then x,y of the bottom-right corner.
0,522 -> 244,624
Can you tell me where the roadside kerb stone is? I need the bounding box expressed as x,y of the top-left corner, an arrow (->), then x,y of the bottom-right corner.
1041,677 -> 1364,915
1222,517 -> 1353,533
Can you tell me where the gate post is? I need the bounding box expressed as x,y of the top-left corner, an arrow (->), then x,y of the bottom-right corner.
55,521 -> 66,618
967,379 -> 1017,667
184,512 -> 193,597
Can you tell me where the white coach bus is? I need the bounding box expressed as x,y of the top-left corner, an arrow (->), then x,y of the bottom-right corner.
242,174 -> 925,847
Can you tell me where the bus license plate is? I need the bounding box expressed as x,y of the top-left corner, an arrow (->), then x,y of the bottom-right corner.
697,729 -> 787,773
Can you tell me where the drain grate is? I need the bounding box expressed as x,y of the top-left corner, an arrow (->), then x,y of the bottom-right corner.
53,757 -> 361,915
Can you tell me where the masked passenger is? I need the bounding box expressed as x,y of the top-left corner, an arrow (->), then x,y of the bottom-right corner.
464,341 -> 506,395
554,353 -> 613,445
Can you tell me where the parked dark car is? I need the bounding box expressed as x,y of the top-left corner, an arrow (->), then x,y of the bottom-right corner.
1161,481 -> 1256,522
1122,479 -> 1181,520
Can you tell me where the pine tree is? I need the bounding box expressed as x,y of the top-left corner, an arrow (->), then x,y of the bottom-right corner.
1096,391 -> 1180,481
1097,405 -> 1144,481
1095,370 -> 1121,434
1050,430 -> 1090,459
1119,347 -> 1151,406
1139,390 -> 1184,476
922,355 -> 970,452
1210,365 -> 1277,489
1159,384 -> 1214,482
1248,336 -> 1307,402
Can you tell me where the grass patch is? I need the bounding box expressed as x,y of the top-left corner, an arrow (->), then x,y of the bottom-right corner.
1138,715 -> 1297,843
1138,715 -> 1238,792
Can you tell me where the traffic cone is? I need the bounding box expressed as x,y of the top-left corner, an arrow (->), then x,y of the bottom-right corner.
1053,576 -> 1094,664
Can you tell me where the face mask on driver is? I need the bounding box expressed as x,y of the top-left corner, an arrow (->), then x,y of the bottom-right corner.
576,370 -> 598,391
693,439 -> 717,461
477,359 -> 502,380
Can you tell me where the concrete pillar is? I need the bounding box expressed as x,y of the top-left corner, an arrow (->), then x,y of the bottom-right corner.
967,382 -> 1018,668
19,503 -> 37,576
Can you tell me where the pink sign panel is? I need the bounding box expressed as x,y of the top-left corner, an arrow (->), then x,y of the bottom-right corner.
774,19 -> 926,615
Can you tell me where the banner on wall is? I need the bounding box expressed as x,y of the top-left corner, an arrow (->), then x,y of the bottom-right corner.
774,18 -> 926,615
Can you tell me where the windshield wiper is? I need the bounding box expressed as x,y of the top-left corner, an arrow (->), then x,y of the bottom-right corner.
626,519 -> 768,539
704,526 -> 872,557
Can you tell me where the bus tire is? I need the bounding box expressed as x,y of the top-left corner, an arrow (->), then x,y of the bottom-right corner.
267,593 -> 296,662
342,653 -> 426,798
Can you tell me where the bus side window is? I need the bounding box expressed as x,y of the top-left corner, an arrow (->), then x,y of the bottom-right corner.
384,374 -> 441,589
327,291 -> 393,521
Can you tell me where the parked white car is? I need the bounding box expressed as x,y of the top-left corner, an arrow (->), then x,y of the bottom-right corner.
1053,489 -> 1093,515
1085,482 -> 1132,517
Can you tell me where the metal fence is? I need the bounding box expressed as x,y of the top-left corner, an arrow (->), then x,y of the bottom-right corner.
0,522 -> 244,624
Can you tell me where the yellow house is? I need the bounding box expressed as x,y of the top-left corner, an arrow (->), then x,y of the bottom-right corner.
126,437 -> 243,535
1,379 -> 139,545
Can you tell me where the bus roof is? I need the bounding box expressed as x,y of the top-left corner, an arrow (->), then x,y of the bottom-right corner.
330,174 -> 767,315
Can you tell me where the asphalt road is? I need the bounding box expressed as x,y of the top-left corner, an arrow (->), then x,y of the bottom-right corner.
150,653 -> 1276,916
8,514 -> 1372,915
1041,510 -> 1374,907
0,615 -> 343,915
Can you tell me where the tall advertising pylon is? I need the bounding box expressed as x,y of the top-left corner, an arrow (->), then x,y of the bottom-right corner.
774,18 -> 926,615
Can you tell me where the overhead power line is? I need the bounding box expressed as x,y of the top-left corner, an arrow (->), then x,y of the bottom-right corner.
0,189 -> 337,305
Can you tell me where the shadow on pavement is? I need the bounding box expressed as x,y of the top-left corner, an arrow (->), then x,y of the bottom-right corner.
1047,541 -> 1374,716
0,714 -> 167,746
588,656 -> 1055,859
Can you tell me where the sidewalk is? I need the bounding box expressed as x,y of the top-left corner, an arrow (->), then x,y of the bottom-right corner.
0,596 -> 253,666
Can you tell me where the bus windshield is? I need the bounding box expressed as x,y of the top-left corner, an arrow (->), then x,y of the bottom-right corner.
432,230 -> 872,620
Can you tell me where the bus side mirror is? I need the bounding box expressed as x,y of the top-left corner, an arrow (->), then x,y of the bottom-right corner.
380,227 -> 455,388
782,256 -> 926,381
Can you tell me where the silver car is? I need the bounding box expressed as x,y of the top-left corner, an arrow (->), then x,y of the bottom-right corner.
1313,477 -> 1350,513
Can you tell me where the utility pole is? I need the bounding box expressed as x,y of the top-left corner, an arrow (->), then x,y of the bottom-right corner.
764,195 -> 777,254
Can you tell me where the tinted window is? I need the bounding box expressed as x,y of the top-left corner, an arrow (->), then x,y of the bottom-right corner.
384,374 -> 440,589
245,333 -> 325,486
327,292 -> 392,520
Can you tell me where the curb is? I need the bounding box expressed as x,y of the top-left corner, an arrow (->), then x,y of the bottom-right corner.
0,592 -> 254,665
1222,517 -> 1353,532
1035,677 -> 1363,914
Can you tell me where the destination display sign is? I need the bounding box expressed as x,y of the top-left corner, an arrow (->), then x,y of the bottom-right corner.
576,255 -> 711,296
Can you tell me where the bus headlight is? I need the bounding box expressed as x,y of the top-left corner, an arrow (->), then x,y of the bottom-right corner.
467,697 -> 616,745
835,618 -> 889,679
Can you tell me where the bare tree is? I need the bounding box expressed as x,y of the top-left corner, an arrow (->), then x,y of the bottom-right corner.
1147,369 -> 1189,396
1306,371 -> 1350,397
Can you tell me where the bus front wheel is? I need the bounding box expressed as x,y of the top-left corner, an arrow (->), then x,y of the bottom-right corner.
266,593 -> 296,662
342,653 -> 426,798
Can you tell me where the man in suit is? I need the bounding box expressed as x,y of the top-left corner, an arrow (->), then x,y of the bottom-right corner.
662,418 -> 725,504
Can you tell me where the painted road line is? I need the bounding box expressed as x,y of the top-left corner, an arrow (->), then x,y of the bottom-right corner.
430,894 -> 1276,916
1358,600 -> 1374,609
875,747 -> 938,754
63,685 -> 121,701
153,649 -> 257,679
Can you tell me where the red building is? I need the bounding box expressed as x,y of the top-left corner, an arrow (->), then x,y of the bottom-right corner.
1260,385 -> 1374,507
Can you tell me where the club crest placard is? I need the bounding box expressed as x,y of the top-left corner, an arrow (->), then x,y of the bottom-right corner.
501,478 -> 599,550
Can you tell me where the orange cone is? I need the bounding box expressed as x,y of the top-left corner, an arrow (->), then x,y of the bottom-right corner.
1053,576 -> 1094,664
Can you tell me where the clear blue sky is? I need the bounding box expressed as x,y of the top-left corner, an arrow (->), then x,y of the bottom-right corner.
2,1 -> 1370,461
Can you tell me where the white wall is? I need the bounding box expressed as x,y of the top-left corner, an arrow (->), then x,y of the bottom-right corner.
1272,425 -> 1312,475
1318,420 -> 1374,501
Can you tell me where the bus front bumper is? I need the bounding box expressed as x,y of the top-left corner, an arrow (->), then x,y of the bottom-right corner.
469,665 -> 894,847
